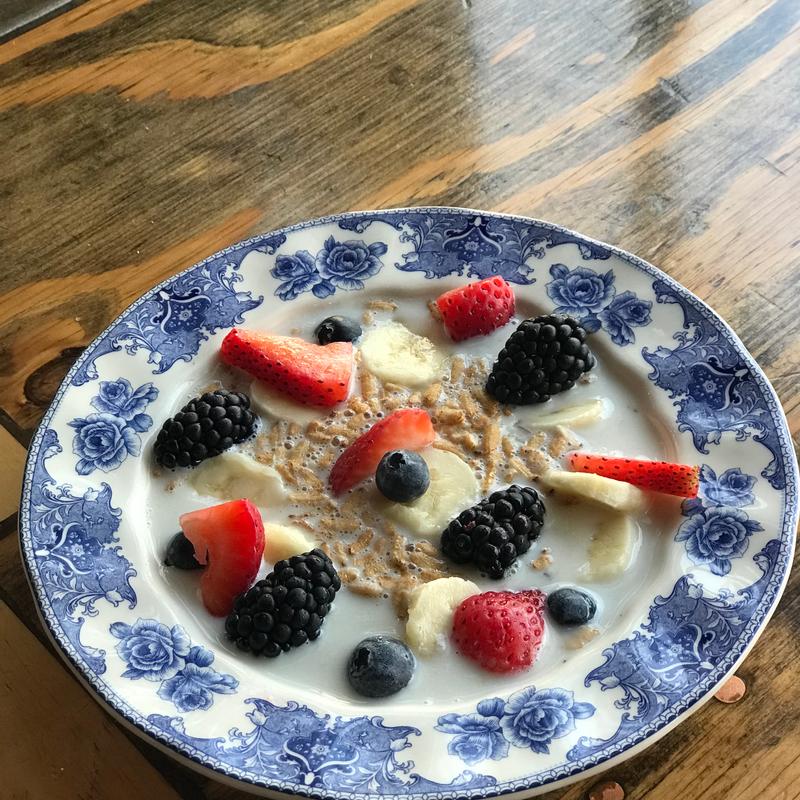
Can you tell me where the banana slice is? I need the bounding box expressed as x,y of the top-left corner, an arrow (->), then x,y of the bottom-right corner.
190,451 -> 285,508
263,522 -> 317,564
516,399 -> 606,431
406,577 -> 480,656
580,513 -> 640,582
539,470 -> 645,513
379,448 -> 478,538
360,322 -> 444,389
249,380 -> 325,426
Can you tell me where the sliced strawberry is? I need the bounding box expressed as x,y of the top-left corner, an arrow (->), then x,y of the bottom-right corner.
452,590 -> 545,673
329,408 -> 435,495
179,499 -> 265,616
434,277 -> 515,342
568,452 -> 700,498
220,329 -> 353,408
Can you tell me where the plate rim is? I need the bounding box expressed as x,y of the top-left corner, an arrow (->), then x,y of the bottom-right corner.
18,206 -> 800,798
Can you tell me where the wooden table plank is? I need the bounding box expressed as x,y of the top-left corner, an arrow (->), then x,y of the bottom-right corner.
0,598 -> 183,800
0,0 -> 798,798
0,425 -> 25,521
0,0 -> 149,66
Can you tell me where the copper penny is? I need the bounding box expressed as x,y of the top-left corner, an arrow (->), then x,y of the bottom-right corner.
588,780 -> 625,800
714,674 -> 746,703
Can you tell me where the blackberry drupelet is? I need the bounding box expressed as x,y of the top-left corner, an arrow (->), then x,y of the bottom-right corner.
486,314 -> 595,404
440,485 -> 545,578
224,549 -> 341,657
154,389 -> 256,469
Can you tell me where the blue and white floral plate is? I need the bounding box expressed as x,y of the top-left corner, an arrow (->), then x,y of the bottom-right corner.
20,208 -> 798,797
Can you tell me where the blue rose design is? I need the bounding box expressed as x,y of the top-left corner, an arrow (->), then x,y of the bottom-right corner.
500,687 -> 595,754
316,236 -> 387,292
598,290 -> 652,346
157,646 -> 238,712
435,697 -> 509,765
547,264 -> 615,317
68,413 -> 140,475
700,466 -> 756,508
675,506 -> 763,575
110,619 -> 191,681
271,250 -> 323,301
91,379 -> 158,431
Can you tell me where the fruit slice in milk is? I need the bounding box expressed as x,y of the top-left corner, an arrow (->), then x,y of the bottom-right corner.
406,577 -> 479,656
190,451 -> 285,507
539,469 -> 646,513
378,448 -> 479,538
360,322 -> 445,388
580,513 -> 641,582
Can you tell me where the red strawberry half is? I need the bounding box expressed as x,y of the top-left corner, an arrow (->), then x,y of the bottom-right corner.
329,408 -> 435,495
452,590 -> 546,673
434,276 -> 515,342
179,499 -> 265,616
568,452 -> 700,498
220,329 -> 353,407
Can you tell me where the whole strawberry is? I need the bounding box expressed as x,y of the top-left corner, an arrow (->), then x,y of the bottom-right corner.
452,590 -> 546,673
434,277 -> 515,342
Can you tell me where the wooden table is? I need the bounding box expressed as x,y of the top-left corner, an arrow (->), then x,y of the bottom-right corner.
1,1 -> 798,798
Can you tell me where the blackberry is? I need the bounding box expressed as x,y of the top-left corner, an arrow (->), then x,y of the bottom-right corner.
154,389 -> 256,469
486,314 -> 596,404
224,549 -> 341,657
440,485 -> 545,578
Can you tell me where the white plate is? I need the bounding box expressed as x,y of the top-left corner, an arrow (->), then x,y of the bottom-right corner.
20,208 -> 798,798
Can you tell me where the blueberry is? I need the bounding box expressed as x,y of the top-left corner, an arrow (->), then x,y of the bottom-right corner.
347,636 -> 415,697
164,532 -> 202,570
547,587 -> 597,626
315,315 -> 362,345
375,450 -> 430,503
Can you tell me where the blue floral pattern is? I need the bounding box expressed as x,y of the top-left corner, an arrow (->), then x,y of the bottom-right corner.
437,689 -> 595,763
546,264 -> 652,345
68,379 -> 157,475
339,212 -> 610,283
271,236 -> 387,300
149,699 -> 496,793
272,250 -> 321,300
72,252 -> 262,385
110,619 -> 238,712
675,465 -> 763,576
501,688 -> 596,754
24,428 -> 136,673
436,699 -> 509,765
699,466 -> 756,508
676,507 -> 762,576
643,278 -> 787,490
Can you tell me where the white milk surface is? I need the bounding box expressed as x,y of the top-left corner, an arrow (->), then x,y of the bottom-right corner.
140,289 -> 682,707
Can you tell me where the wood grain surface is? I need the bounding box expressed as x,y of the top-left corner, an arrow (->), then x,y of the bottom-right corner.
1,1 -> 798,799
